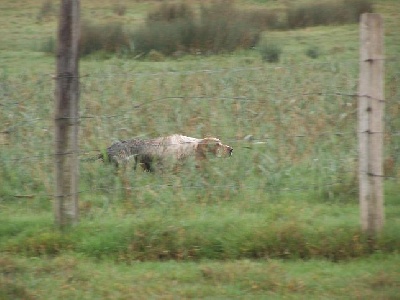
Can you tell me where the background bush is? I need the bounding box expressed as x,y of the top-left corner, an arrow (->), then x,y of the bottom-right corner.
146,2 -> 194,23
80,21 -> 131,56
258,41 -> 282,62
196,2 -> 260,53
112,1 -> 127,16
241,8 -> 283,30
133,1 -> 262,56
41,21 -> 131,57
133,19 -> 196,56
36,0 -> 56,22
287,0 -> 373,28
40,0 -> 373,58
305,45 -> 320,59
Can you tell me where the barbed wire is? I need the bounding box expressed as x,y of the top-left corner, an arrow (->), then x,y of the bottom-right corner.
0,92 -> 389,117
2,128 -> 400,164
1,60 -> 399,204
45,56 -> 400,80
0,57 -> 398,97
5,175 -> 400,202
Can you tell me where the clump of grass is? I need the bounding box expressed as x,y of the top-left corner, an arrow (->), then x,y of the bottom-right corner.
80,21 -> 130,56
133,1 -> 262,56
305,45 -> 321,59
36,0 -> 56,22
112,1 -> 127,16
258,41 -> 282,63
40,21 -> 131,57
133,19 -> 196,56
0,279 -> 34,300
347,0 -> 375,23
4,231 -> 73,257
196,2 -> 260,54
287,0 -> 373,28
3,214 -> 399,262
132,1 -> 196,56
0,255 -> 35,298
241,8 -> 283,30
40,36 -> 56,54
146,1 -> 194,23
147,49 -> 166,62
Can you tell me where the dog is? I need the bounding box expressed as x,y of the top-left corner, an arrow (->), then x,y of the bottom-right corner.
98,134 -> 233,172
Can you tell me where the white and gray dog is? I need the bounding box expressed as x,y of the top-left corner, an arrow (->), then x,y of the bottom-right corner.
98,134 -> 233,172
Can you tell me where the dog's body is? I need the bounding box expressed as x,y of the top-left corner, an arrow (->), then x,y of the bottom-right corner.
99,134 -> 233,172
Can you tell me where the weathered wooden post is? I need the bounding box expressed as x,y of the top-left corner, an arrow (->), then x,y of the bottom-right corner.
358,13 -> 384,236
54,0 -> 80,228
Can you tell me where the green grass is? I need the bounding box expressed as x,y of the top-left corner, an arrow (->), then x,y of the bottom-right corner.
1,0 -> 400,298
1,252 -> 399,299
1,183 -> 400,262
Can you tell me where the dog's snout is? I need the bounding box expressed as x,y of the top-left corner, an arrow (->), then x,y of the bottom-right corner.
228,147 -> 233,156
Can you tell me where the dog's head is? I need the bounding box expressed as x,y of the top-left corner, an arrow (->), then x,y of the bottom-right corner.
197,138 -> 233,158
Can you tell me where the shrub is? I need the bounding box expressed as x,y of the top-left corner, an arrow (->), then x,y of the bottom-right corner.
241,8 -> 283,30
0,279 -> 34,300
133,19 -> 196,56
40,36 -> 56,54
147,49 -> 165,62
196,2 -> 260,53
4,232 -> 73,256
146,2 -> 194,23
305,46 -> 320,59
133,1 -> 261,57
258,41 -> 282,63
133,2 -> 197,56
287,0 -> 373,28
40,21 -> 131,57
112,1 -> 127,16
80,21 -> 131,56
346,0 -> 374,22
37,0 -> 56,22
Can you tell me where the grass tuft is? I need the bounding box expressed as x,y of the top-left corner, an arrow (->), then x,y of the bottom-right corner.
36,0 -> 56,23
133,1 -> 261,56
112,1 -> 127,16
305,45 -> 321,59
258,41 -> 282,62
80,21 -> 131,57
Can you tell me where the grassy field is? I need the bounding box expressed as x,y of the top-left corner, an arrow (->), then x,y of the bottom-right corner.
1,252 -> 400,299
1,0 -> 400,299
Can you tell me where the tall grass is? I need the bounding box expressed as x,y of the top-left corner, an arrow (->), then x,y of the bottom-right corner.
1,0 -> 400,297
287,0 -> 373,28
1,0 -> 400,264
2,195 -> 400,261
133,1 -> 263,56
36,0 -> 56,22
80,21 -> 131,56
1,59 -> 399,261
41,21 -> 132,57
258,41 -> 282,62
38,0 -> 372,57
2,60 -> 398,203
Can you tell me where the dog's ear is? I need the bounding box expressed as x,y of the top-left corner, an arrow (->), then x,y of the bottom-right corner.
195,139 -> 208,159
197,138 -> 221,157
195,139 -> 214,158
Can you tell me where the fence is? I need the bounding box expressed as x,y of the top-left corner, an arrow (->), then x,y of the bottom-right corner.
1,61 -> 398,187
0,26 -> 399,234
358,14 -> 385,235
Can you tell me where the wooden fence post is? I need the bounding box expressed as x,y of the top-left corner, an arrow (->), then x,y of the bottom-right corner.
54,0 -> 80,229
358,13 -> 384,236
